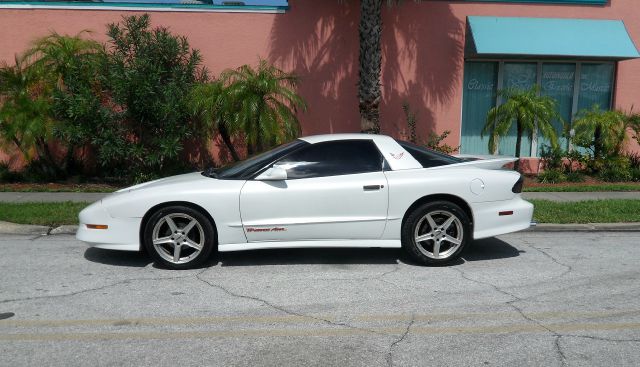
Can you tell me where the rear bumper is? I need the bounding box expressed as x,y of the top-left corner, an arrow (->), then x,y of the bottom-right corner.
472,196 -> 534,240
76,201 -> 141,251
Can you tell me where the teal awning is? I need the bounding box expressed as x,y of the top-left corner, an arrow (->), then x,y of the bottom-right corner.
467,16 -> 640,60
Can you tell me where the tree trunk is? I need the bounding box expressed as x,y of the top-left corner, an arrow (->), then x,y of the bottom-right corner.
358,0 -> 382,134
218,123 -> 240,162
594,125 -> 602,162
514,119 -> 523,172
11,137 -> 30,160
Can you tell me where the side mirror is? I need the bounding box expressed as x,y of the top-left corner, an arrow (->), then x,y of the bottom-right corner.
256,166 -> 288,181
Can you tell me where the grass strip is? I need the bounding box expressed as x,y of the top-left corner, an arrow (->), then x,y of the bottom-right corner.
0,185 -> 118,193
530,199 -> 640,224
524,183 -> 640,192
1,199 -> 639,227
0,202 -> 90,226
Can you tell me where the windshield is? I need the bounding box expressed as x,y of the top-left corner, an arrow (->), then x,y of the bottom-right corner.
395,140 -> 462,168
204,139 -> 309,180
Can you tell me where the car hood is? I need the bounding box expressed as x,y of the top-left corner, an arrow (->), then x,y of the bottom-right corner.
116,172 -> 210,193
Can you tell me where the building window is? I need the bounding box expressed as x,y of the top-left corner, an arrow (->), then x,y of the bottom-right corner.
460,60 -> 615,157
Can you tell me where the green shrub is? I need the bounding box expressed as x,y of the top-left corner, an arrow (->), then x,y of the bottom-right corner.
624,153 -> 640,182
538,169 -> 567,184
402,102 -> 417,143
565,171 -> 585,183
98,14 -> 208,178
426,130 -> 458,154
598,156 -> 632,182
21,159 -> 66,182
0,162 -> 22,182
539,145 -> 564,171
572,106 -> 627,168
26,32 -> 107,176
628,153 -> 640,169
630,168 -> 640,182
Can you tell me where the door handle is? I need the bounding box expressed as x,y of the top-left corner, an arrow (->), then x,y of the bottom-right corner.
363,184 -> 384,191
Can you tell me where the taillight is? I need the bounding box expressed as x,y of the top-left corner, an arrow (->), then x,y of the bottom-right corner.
512,175 -> 524,193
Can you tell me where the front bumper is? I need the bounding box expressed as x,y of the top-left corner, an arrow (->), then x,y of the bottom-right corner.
76,201 -> 142,251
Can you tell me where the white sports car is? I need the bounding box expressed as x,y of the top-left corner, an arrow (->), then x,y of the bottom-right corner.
77,134 -> 533,269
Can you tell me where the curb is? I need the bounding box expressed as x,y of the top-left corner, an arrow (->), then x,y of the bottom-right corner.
0,222 -> 78,235
524,223 -> 640,232
0,221 -> 51,235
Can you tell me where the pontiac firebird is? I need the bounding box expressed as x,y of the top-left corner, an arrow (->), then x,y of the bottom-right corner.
77,134 -> 534,269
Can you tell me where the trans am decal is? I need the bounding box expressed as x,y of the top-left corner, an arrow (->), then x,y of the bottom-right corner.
246,227 -> 287,232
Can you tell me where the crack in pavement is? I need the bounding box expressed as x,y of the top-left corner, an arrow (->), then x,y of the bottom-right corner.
563,334 -> 640,343
29,233 -> 50,241
386,314 -> 414,367
195,269 -> 385,336
554,335 -> 568,367
451,266 -> 568,367
0,274 -> 195,305
522,239 -> 573,279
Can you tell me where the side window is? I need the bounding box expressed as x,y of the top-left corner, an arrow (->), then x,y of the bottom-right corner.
275,140 -> 383,179
396,140 -> 462,168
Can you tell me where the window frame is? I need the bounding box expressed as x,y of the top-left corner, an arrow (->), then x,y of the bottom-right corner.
260,139 -> 387,180
460,58 -> 616,157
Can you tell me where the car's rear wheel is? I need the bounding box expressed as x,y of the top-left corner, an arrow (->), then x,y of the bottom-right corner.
401,201 -> 471,265
143,205 -> 215,270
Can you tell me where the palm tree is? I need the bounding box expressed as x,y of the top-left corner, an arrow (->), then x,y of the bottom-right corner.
358,0 -> 383,134
188,80 -> 241,162
483,86 -> 560,171
357,0 -> 421,134
24,32 -> 105,172
0,55 -> 54,163
25,31 -> 104,90
573,105 -> 627,162
220,60 -> 306,154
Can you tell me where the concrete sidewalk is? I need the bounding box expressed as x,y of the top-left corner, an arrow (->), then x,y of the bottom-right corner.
0,191 -> 639,203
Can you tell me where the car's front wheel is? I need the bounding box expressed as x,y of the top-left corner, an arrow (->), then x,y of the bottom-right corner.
143,205 -> 216,270
401,201 -> 471,265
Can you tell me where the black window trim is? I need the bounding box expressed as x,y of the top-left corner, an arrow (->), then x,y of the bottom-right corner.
251,139 -> 386,180
211,139 -> 309,180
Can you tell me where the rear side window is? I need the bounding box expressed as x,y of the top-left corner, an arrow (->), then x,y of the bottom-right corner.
275,140 -> 383,179
396,140 -> 462,168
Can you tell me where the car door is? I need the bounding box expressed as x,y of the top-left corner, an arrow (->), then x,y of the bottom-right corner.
239,139 -> 389,242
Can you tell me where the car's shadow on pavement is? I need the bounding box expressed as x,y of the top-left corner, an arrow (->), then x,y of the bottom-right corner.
84,247 -> 153,268
83,237 -> 521,268
216,237 -> 521,267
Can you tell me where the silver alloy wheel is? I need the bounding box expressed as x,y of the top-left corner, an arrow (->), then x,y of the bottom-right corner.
413,210 -> 463,259
152,213 -> 205,264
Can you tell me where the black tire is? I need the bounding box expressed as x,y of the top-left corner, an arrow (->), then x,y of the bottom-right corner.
143,205 -> 216,270
401,201 -> 471,265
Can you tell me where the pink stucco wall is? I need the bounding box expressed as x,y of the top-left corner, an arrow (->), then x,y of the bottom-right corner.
0,0 -> 639,167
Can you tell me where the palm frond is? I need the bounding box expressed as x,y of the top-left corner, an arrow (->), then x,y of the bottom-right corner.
483,85 -> 560,156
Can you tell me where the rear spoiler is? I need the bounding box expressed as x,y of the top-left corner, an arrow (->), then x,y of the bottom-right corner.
448,154 -> 518,170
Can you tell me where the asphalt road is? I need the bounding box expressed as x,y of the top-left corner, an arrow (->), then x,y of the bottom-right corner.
1,232 -> 639,367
